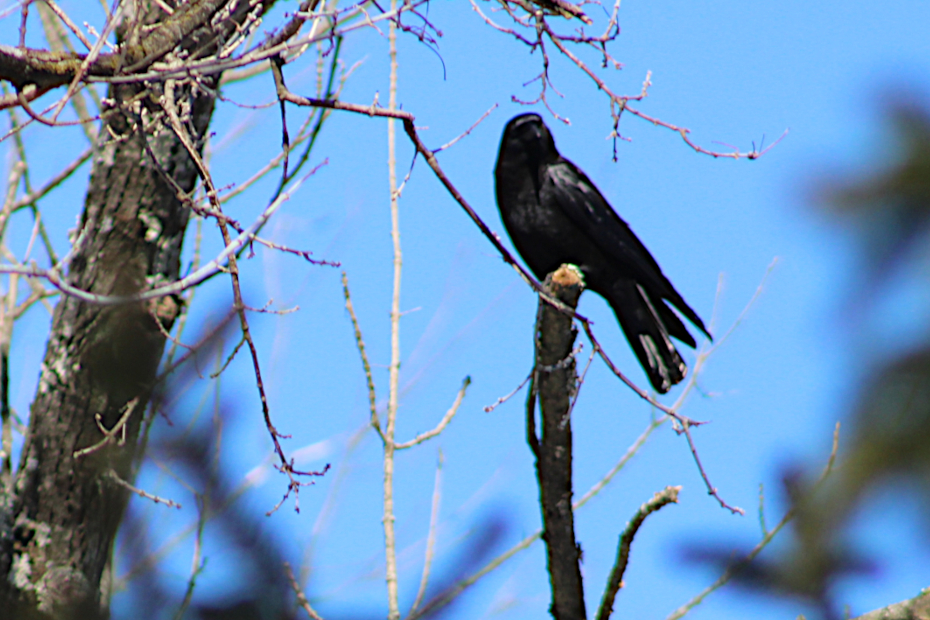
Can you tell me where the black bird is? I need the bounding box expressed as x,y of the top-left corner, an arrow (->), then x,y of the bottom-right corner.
494,113 -> 711,393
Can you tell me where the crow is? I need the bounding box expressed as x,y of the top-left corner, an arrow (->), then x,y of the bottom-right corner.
494,113 -> 711,393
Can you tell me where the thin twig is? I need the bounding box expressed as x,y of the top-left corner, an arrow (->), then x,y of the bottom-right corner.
73,398 -> 140,458
580,323 -> 742,514
0,176 -> 310,306
395,378 -> 470,449
341,271 -> 385,442
49,0 -> 123,123
284,562 -> 325,620
704,258 -> 778,358
105,469 -> 182,509
161,83 -> 326,513
484,372 -> 532,413
41,0 -> 93,50
434,103 -> 499,152
173,494 -> 208,620
89,1 -> 428,84
11,146 -> 93,211
677,419 -> 744,515
563,345 -> 597,428
399,117 -> 585,325
409,449 -> 444,615
758,483 -> 768,537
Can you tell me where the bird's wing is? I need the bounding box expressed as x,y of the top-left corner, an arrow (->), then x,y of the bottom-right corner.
541,159 -> 710,338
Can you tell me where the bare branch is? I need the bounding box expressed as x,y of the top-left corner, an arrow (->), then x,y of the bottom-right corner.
531,266 -> 585,620
434,103 -> 499,152
284,562 -> 326,620
597,486 -> 680,620
484,371 -> 532,412
0,172 -> 311,305
411,416 -> 667,620
72,398 -> 140,459
11,146 -> 93,211
105,469 -> 182,510
341,271 -> 385,443
409,450 -> 445,615
395,378 -> 470,450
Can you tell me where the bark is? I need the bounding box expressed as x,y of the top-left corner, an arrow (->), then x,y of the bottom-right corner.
0,6 -> 218,616
2,79 -> 213,616
0,0 -> 231,91
0,0 -> 295,614
530,265 -> 586,620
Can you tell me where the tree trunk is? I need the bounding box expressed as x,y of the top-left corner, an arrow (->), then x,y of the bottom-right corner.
0,44 -> 215,620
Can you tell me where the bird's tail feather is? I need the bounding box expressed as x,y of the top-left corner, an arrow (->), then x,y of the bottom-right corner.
607,282 -> 687,393
655,297 -> 696,349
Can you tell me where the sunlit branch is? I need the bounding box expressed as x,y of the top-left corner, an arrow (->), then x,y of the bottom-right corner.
395,378 -> 470,450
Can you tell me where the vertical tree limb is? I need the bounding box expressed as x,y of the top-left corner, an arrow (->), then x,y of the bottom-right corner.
382,2 -> 403,618
532,264 -> 585,620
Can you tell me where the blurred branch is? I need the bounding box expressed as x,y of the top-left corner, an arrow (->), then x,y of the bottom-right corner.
284,562 -> 325,620
666,423 -> 840,620
5,101 -> 61,264
104,469 -> 181,510
821,102 -> 930,284
173,493 -> 208,620
409,450 -> 445,616
853,589 -> 930,620
724,100 -> 930,618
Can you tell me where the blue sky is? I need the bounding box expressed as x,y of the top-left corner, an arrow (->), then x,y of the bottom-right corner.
5,1 -> 930,619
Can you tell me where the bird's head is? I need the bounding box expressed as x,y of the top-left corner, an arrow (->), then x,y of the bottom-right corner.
499,113 -> 561,168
